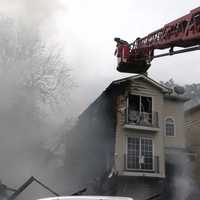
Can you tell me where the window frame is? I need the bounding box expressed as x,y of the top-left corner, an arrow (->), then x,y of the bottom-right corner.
127,94 -> 153,113
126,94 -> 154,125
125,136 -> 154,172
165,117 -> 176,137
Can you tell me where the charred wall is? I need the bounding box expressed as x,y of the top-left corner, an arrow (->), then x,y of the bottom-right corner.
64,85 -> 123,194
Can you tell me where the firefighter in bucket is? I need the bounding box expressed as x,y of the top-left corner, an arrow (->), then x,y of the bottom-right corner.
114,37 -> 151,74
114,37 -> 130,65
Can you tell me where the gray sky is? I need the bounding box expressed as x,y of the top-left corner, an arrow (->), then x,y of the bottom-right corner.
0,0 -> 200,115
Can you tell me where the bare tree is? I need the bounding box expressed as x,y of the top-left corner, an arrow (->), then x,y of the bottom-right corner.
0,16 -> 73,115
0,17 -> 74,194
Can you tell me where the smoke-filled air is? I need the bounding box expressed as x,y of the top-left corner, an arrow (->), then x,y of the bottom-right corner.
0,1 -> 199,200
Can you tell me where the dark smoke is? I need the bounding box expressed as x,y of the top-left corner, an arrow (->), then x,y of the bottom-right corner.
63,89 -> 116,195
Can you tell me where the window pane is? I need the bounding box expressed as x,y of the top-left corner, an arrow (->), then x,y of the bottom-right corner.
127,137 -> 153,171
166,118 -> 175,136
129,95 -> 140,111
141,96 -> 152,113
127,137 -> 140,169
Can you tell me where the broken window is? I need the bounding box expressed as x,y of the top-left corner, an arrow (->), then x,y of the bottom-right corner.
141,96 -> 152,113
129,94 -> 140,112
128,94 -> 152,125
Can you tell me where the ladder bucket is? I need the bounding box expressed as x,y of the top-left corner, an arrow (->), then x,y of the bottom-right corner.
117,60 -> 151,74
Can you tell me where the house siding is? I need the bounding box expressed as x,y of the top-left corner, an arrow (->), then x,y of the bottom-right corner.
185,108 -> 200,147
163,99 -> 186,149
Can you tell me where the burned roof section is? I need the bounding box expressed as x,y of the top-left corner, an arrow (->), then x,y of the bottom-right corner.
109,74 -> 172,94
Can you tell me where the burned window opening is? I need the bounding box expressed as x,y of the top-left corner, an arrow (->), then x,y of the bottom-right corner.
127,94 -> 153,126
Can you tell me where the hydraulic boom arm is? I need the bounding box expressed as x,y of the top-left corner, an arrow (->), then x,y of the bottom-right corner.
114,7 -> 200,74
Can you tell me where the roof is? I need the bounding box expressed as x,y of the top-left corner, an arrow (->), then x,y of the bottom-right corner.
184,97 -> 200,112
80,74 -> 172,117
106,74 -> 172,93
81,75 -> 187,119
164,94 -> 190,102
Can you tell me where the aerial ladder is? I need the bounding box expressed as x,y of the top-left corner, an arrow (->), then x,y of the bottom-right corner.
114,7 -> 200,74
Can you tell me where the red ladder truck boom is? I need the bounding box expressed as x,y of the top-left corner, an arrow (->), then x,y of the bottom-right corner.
114,6 -> 200,74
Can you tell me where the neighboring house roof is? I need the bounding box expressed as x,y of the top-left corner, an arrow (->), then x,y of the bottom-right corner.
164,94 -> 190,102
184,97 -> 200,112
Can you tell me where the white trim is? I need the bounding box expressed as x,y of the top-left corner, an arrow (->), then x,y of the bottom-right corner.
164,116 -> 176,137
124,124 -> 160,132
119,171 -> 165,178
38,196 -> 134,200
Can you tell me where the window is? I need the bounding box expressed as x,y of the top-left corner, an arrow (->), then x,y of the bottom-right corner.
165,118 -> 175,136
127,94 -> 152,125
128,94 -> 152,113
126,137 -> 153,171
